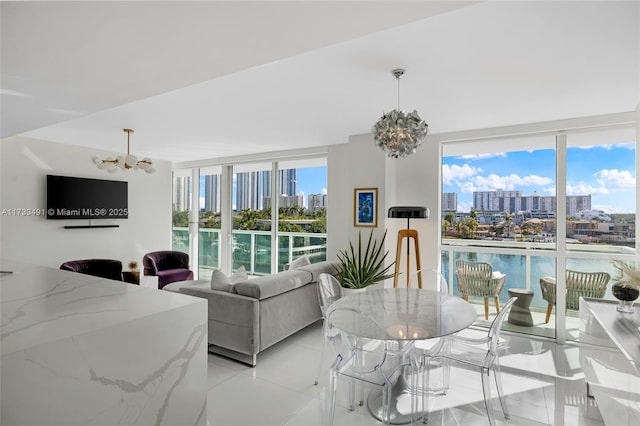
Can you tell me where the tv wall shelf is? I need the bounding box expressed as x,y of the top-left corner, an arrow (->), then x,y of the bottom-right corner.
64,225 -> 120,229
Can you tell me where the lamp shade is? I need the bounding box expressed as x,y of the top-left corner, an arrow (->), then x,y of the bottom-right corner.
388,206 -> 429,219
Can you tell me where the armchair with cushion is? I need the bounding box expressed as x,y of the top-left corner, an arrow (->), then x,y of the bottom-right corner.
455,259 -> 506,320
60,259 -> 123,281
143,250 -> 193,289
539,269 -> 610,323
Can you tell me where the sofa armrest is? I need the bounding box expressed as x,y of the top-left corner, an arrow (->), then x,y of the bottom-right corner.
179,286 -> 260,357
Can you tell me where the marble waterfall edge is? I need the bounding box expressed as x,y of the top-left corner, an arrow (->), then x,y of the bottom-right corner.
1,260 -> 208,426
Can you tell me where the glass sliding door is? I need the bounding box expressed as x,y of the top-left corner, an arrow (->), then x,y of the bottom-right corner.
441,122 -> 637,342
278,158 -> 328,271
441,134 -> 558,338
562,127 -> 637,341
199,166 -> 222,279
172,169 -> 192,254
232,162 -> 273,276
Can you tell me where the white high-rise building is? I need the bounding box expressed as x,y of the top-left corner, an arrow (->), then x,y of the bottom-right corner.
308,193 -> 327,212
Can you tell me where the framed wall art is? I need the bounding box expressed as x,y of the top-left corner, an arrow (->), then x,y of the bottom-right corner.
354,188 -> 378,227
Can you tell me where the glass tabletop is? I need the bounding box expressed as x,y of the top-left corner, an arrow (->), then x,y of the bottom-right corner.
327,288 -> 477,340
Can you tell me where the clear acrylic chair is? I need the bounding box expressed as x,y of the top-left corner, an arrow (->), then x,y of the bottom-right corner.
409,269 -> 450,414
314,273 -> 343,386
408,269 -> 448,298
326,306 -> 418,426
422,297 -> 517,425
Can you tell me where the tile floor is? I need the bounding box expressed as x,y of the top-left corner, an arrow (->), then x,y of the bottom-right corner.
206,321 -> 605,425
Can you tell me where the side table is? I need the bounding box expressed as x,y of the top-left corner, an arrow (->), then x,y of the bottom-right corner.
507,288 -> 534,326
122,270 -> 140,285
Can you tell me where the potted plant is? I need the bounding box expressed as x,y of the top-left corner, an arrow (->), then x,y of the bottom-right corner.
336,229 -> 396,294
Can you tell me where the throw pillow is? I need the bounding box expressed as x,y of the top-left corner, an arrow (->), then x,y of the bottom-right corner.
288,255 -> 311,270
210,266 -> 248,291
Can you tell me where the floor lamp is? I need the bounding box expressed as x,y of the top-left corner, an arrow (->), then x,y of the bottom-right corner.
388,206 -> 429,288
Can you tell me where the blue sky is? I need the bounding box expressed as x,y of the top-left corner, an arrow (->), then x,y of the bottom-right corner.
296,166 -> 327,199
443,143 -> 636,214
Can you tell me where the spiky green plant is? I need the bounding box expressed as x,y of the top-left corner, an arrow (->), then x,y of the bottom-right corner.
336,229 -> 396,289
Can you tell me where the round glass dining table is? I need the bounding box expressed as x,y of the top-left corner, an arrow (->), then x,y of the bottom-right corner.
326,288 -> 477,424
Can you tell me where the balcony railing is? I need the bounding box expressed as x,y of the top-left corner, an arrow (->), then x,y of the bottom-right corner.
172,227 -> 327,276
441,239 -> 635,312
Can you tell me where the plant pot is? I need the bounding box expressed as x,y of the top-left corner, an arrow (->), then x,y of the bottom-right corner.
611,283 -> 639,313
340,287 -> 366,297
366,283 -> 384,291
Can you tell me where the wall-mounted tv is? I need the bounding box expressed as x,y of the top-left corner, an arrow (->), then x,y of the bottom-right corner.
46,175 -> 128,220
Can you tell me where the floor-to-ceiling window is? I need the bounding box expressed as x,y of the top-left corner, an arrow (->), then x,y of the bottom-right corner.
278,158 -> 328,271
440,116 -> 636,342
199,166 -> 222,279
232,162 -> 273,275
173,152 -> 328,278
172,169 -> 192,254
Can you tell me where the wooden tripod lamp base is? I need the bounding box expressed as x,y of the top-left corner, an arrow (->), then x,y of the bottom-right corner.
388,206 -> 430,289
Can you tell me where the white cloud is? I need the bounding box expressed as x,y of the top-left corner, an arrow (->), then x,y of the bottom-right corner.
322,188 -> 327,195
566,182 -> 608,195
613,142 -> 636,150
470,173 -> 553,192
594,169 -> 635,189
455,153 -> 507,161
458,201 -> 473,213
442,163 -> 480,185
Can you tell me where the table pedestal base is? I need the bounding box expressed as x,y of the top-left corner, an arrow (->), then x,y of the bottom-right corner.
367,375 -> 418,425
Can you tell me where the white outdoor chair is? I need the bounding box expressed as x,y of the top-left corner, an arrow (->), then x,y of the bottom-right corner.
540,270 -> 610,323
455,259 -> 506,320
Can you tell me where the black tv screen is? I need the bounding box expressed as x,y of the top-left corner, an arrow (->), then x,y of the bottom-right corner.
46,175 -> 128,219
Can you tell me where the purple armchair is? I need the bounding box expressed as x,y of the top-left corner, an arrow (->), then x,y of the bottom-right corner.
143,251 -> 193,289
60,259 -> 123,281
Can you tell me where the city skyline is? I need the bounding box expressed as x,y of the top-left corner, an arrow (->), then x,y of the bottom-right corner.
177,166 -> 328,212
443,143 -> 636,214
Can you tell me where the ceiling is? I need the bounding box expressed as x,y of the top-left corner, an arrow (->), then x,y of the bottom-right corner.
2,1 -> 638,164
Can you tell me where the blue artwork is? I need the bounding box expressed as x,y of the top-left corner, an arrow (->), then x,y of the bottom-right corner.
355,189 -> 376,227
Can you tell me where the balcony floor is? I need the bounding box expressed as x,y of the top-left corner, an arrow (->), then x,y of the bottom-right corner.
467,300 -> 582,341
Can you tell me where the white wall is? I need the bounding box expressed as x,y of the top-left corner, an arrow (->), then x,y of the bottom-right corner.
327,133 -> 387,258
0,136 -> 172,269
327,133 -> 441,290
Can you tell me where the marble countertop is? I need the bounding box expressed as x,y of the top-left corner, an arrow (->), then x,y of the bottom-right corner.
1,259 -> 203,355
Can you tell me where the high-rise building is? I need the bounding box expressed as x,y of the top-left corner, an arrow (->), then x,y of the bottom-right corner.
472,190 -> 590,217
235,169 -> 298,211
442,192 -> 457,211
308,193 -> 327,212
264,194 -> 304,208
279,169 -> 297,196
203,174 -> 220,212
173,176 -> 191,211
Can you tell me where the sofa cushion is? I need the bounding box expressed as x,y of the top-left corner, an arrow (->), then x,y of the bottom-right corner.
288,255 -> 310,270
297,260 -> 339,283
231,269 -> 313,300
210,266 -> 247,291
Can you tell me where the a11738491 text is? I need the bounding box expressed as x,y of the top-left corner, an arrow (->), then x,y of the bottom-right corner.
1,208 -> 46,216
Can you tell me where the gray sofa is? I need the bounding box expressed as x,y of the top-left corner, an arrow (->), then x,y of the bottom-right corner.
164,260 -> 338,366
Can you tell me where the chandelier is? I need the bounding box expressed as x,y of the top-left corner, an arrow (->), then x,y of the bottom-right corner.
96,129 -> 155,173
372,69 -> 428,159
